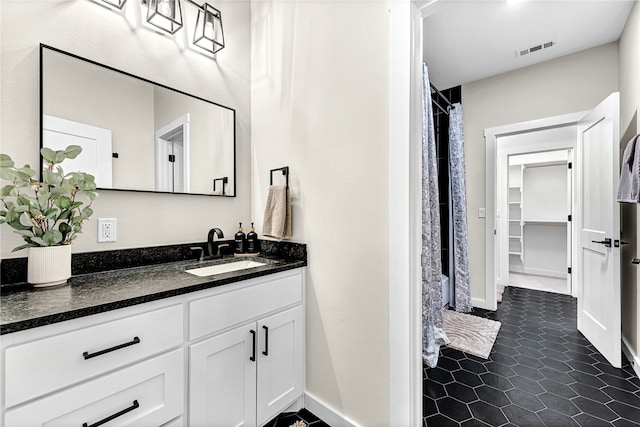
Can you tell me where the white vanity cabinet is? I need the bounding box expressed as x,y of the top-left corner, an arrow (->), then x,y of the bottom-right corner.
188,270 -> 305,427
1,267 -> 305,427
189,306 -> 304,427
1,302 -> 185,427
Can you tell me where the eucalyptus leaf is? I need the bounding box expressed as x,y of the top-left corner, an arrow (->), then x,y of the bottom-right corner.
31,236 -> 47,246
43,229 -> 63,245
64,145 -> 82,159
19,212 -> 33,227
0,167 -> 17,181
40,147 -> 56,163
57,196 -> 72,210
8,219 -> 31,230
44,169 -> 63,186
11,243 -> 31,252
1,184 -> 14,197
0,154 -> 15,168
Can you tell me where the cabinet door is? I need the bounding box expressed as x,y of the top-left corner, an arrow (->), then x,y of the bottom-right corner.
256,306 -> 304,425
189,325 -> 257,427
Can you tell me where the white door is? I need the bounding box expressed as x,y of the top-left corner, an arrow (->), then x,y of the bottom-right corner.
43,115 -> 113,188
256,306 -> 304,426
577,92 -> 621,368
189,325 -> 257,427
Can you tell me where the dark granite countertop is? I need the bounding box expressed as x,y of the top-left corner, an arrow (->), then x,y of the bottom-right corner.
0,256 -> 306,335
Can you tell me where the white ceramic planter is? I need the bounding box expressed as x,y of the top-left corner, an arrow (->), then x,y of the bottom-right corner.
27,245 -> 72,288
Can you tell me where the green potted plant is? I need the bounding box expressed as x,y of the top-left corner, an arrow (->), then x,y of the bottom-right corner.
0,145 -> 98,287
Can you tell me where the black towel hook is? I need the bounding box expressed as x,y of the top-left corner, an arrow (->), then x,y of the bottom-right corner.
270,166 -> 289,187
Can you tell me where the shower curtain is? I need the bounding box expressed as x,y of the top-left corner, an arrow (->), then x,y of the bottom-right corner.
422,63 -> 449,368
448,104 -> 473,313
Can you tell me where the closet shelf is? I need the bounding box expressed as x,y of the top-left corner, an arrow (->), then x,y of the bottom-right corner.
523,219 -> 567,225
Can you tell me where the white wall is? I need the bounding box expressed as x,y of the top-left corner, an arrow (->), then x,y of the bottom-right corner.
0,0 -> 251,257
463,43 -> 619,301
619,1 -> 640,362
250,1 -> 390,425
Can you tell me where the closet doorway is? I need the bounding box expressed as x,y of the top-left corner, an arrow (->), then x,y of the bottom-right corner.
494,119 -> 578,298
506,150 -> 572,295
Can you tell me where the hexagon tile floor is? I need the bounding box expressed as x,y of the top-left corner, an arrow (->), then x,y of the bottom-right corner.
424,286 -> 640,426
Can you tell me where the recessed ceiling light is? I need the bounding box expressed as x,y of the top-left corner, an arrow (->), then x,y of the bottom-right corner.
505,0 -> 529,5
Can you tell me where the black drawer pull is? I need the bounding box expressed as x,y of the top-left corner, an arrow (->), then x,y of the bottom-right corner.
82,399 -> 139,427
83,337 -> 141,360
250,330 -> 256,362
262,325 -> 269,356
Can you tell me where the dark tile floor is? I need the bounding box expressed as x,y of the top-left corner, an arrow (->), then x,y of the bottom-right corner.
265,408 -> 331,427
424,286 -> 640,426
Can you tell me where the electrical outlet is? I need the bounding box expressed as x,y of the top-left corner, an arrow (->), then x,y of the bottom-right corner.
98,218 -> 117,242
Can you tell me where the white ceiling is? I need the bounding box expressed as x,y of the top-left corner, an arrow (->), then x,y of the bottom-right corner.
423,0 -> 635,89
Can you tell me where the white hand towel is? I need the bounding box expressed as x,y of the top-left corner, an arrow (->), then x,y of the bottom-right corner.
617,134 -> 640,203
262,184 -> 292,240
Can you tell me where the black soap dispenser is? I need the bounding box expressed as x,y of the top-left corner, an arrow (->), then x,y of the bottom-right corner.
234,222 -> 246,254
247,222 -> 258,253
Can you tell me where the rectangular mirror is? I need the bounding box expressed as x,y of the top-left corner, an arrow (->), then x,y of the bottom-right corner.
40,44 -> 236,196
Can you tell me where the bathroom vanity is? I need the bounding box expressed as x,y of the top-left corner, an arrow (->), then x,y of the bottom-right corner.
0,255 -> 306,427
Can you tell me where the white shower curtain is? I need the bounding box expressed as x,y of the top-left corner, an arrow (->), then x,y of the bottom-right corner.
448,103 -> 473,312
422,63 -> 449,368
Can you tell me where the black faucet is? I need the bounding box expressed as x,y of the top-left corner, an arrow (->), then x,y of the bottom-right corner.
207,228 -> 224,258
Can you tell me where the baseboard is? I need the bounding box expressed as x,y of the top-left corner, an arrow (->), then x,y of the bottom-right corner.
303,392 -> 361,427
622,336 -> 640,378
522,267 -> 565,279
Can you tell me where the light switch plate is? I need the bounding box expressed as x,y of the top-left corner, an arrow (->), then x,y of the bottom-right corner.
478,208 -> 486,218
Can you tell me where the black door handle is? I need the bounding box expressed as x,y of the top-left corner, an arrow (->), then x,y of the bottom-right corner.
592,238 -> 612,248
262,325 -> 269,356
250,330 -> 256,362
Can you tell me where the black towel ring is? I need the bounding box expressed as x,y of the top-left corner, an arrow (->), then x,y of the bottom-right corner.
270,166 -> 289,187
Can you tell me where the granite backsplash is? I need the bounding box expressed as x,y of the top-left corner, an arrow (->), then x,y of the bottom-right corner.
1,240 -> 307,287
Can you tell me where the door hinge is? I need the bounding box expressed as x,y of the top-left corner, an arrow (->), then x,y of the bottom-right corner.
168,154 -> 176,163
568,267 -> 572,274
568,214 -> 572,221
568,162 -> 572,169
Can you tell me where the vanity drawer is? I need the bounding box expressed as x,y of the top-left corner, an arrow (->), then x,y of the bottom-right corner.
4,349 -> 184,427
4,304 -> 183,408
189,271 -> 302,340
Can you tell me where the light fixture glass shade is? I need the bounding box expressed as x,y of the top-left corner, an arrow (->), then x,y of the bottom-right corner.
193,4 -> 225,54
146,0 -> 183,34
102,0 -> 127,9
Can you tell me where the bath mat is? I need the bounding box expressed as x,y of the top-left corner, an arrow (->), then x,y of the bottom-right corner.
443,310 -> 501,359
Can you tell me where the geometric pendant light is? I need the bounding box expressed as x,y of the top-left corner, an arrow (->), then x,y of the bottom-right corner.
145,0 -> 183,34
192,3 -> 225,54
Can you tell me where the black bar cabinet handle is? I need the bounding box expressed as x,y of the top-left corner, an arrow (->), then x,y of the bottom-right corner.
250,330 -> 256,362
262,325 -> 269,356
83,337 -> 141,360
82,400 -> 139,427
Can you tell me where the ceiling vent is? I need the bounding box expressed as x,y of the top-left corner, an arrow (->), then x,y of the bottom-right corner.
515,40 -> 556,58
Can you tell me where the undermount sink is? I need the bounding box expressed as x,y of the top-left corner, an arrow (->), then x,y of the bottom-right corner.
185,260 -> 267,277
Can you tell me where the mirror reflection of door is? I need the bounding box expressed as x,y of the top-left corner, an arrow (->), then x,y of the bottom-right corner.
43,115 -> 113,188
155,114 -> 190,193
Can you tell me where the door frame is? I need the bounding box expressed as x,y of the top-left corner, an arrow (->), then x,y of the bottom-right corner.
154,114 -> 190,192
497,141 -> 575,296
485,112 -> 585,310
